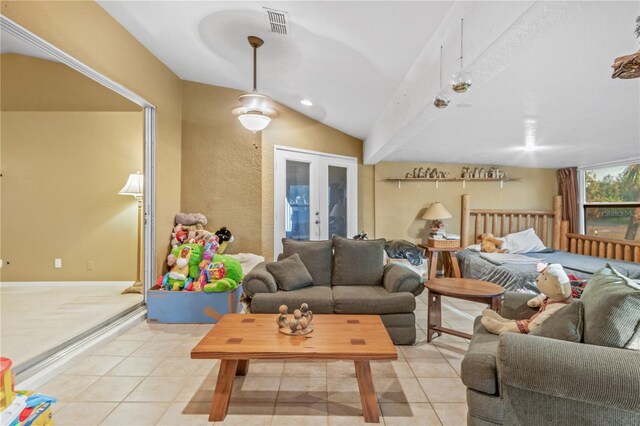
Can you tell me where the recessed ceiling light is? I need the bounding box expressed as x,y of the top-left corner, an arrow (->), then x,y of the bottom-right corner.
300,99 -> 313,106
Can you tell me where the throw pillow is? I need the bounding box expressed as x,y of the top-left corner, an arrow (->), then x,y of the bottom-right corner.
502,228 -> 546,253
530,301 -> 583,343
332,236 -> 385,286
580,264 -> 640,349
281,239 -> 333,286
266,253 -> 314,291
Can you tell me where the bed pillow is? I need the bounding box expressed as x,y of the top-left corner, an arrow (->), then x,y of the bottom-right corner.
266,253 -> 314,291
502,228 -> 546,253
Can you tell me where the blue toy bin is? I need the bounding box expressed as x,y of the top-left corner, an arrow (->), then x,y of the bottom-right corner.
147,285 -> 243,324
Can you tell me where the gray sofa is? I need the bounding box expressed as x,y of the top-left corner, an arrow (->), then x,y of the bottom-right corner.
462,275 -> 640,426
242,237 -> 424,344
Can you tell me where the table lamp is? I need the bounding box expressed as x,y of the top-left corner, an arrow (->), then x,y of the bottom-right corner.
119,171 -> 144,288
422,202 -> 452,236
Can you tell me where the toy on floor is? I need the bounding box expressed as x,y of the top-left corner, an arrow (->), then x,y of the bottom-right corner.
161,243 -> 203,291
477,233 -> 507,253
1,358 -> 56,426
200,254 -> 243,293
481,263 -> 572,334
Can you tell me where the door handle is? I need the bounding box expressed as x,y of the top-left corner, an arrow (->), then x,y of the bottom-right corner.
315,220 -> 320,224
315,211 -> 320,216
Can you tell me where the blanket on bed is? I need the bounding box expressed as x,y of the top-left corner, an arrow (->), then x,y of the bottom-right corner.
457,249 -> 640,292
479,253 -> 540,266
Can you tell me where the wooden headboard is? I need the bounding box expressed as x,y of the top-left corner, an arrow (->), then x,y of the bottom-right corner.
460,194 -> 640,263
460,194 -> 561,249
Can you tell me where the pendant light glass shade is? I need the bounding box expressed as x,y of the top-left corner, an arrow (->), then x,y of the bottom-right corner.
238,112 -> 271,133
433,45 -> 450,109
232,36 -> 277,132
451,18 -> 472,93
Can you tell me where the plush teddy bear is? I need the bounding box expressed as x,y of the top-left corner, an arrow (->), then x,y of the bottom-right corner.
477,233 -> 507,253
481,263 -> 572,334
215,227 -> 234,254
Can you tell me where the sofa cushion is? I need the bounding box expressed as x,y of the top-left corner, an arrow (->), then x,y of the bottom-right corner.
461,317 -> 501,395
580,264 -> 640,349
332,236 -> 385,286
332,286 -> 415,314
530,300 -> 583,343
282,239 -> 333,286
250,286 -> 333,314
266,253 -> 314,291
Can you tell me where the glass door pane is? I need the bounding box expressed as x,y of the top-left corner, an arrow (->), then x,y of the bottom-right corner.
328,166 -> 347,238
285,160 -> 311,240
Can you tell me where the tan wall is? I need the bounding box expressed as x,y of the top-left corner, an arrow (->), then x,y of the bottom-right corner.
2,1 -> 183,279
181,81 -> 375,260
180,82 -> 263,255
374,162 -> 557,244
1,111 -> 142,281
1,54 -> 140,111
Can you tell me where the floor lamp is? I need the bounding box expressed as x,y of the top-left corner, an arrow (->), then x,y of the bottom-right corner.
119,171 -> 144,289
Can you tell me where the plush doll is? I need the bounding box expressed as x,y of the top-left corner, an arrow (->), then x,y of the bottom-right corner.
171,224 -> 188,248
165,245 -> 194,291
175,212 -> 208,226
213,254 -> 243,283
481,263 -> 573,334
215,227 -> 234,254
477,233 -> 507,253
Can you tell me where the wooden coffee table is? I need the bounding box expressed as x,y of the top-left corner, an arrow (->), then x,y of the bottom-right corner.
425,278 -> 505,342
191,314 -> 397,423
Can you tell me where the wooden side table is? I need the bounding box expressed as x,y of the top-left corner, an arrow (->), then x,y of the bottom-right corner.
418,244 -> 462,280
424,278 -> 505,342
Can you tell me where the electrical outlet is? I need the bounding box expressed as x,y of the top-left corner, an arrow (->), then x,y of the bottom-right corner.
54,258 -> 62,268
87,260 -> 94,271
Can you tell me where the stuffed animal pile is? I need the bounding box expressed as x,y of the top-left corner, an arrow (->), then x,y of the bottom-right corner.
481,263 -> 572,334
157,213 -> 240,292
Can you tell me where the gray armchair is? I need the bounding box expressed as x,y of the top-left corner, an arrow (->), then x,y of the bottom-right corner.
242,237 -> 424,344
463,292 -> 640,426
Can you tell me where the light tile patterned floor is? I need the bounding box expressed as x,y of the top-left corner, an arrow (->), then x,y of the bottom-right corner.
42,293 -> 485,425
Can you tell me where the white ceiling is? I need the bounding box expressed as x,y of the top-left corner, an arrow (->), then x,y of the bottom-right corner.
98,1 -> 640,168
97,1 -> 453,140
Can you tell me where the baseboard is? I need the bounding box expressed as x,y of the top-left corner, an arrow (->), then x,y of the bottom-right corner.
0,281 -> 135,288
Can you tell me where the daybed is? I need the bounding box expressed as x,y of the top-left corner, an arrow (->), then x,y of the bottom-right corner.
242,236 -> 424,345
457,195 -> 640,290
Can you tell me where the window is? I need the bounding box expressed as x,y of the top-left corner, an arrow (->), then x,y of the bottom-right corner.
582,163 -> 640,242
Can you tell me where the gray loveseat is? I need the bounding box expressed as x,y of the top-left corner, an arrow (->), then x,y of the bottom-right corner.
242,237 -> 424,344
462,265 -> 640,425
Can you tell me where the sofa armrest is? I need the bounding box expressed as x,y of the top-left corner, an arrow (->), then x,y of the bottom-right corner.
242,262 -> 277,297
383,263 -> 424,296
497,333 -> 640,412
499,292 -> 538,320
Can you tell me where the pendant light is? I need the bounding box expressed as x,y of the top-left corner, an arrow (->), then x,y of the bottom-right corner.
434,45 -> 451,109
450,18 -> 472,93
232,36 -> 277,132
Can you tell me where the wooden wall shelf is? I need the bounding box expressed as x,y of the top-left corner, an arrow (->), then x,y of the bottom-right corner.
386,177 -> 521,188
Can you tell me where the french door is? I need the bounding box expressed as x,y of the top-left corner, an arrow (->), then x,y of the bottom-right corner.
274,147 -> 358,256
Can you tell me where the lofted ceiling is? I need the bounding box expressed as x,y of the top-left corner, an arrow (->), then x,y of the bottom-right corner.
98,1 -> 640,168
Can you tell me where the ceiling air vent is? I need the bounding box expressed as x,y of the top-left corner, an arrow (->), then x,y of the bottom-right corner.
264,7 -> 289,35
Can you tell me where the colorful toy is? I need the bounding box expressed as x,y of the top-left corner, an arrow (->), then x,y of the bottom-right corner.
481,263 -> 572,334
213,254 -> 243,283
215,227 -> 234,254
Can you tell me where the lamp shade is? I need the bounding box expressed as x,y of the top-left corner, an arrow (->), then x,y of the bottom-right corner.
238,112 -> 271,133
118,172 -> 143,197
422,202 -> 452,220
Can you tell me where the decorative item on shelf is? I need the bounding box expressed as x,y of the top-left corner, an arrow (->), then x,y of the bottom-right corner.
461,167 -> 470,179
611,16 -> 640,79
434,45 -> 451,109
277,303 -> 314,335
232,36 -> 278,132
450,17 -> 472,93
422,202 -> 452,237
119,171 -> 144,294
